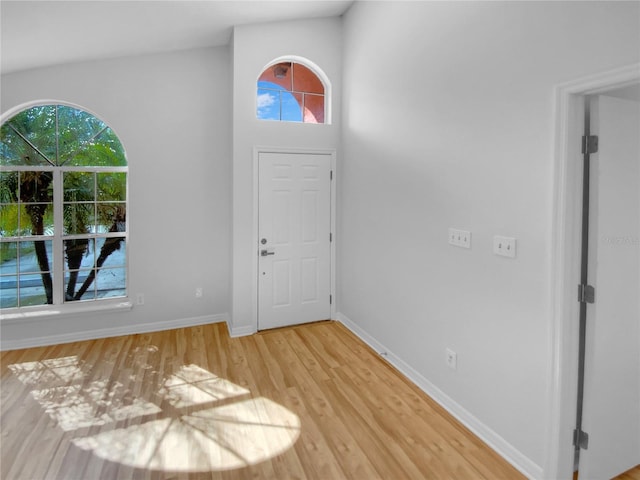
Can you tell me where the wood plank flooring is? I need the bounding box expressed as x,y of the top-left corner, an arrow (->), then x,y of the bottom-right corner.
616,466 -> 640,480
0,320 -> 630,479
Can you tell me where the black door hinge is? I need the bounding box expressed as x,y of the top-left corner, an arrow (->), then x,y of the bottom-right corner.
573,429 -> 589,450
582,135 -> 599,154
578,284 -> 595,304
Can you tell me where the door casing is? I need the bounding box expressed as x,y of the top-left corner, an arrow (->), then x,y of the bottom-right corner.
547,63 -> 640,480
251,146 -> 337,332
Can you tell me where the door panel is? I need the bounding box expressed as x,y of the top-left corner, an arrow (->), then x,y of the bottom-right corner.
580,94 -> 640,479
272,259 -> 291,307
258,152 -> 331,330
302,190 -> 320,242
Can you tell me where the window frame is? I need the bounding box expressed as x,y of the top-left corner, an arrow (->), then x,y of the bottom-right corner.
0,101 -> 130,318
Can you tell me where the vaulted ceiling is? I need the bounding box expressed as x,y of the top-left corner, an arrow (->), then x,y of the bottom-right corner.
1,1 -> 354,74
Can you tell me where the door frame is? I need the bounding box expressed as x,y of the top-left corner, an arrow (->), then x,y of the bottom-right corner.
546,63 -> 640,480
252,146 -> 337,332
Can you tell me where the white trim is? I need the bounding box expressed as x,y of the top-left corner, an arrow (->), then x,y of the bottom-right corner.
329,153 -> 337,322
0,312 -> 229,351
336,312 -> 543,480
227,322 -> 256,338
546,63 -> 640,480
252,146 -> 337,333
1,299 -> 133,324
0,166 -> 128,173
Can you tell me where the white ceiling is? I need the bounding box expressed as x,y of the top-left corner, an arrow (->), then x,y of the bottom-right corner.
0,0 -> 354,74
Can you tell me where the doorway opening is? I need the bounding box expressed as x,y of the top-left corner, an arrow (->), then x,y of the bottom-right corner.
573,88 -> 639,479
548,64 -> 640,480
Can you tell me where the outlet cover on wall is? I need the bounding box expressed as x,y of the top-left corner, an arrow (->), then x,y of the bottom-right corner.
446,348 -> 457,370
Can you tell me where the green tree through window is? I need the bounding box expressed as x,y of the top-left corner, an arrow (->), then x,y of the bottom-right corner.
0,104 -> 128,308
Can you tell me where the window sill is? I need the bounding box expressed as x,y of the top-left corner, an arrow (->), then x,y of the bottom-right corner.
0,300 -> 133,324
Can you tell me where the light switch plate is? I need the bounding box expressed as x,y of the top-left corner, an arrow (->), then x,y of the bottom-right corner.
494,235 -> 516,258
449,228 -> 471,249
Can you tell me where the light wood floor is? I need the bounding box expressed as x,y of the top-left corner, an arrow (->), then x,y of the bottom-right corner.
617,467 -> 640,480
0,321 -> 636,480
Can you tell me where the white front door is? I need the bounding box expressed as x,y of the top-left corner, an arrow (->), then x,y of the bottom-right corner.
579,93 -> 640,479
258,151 -> 332,330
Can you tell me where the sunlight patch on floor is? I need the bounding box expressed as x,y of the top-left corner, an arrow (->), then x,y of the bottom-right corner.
72,397 -> 300,471
8,355 -> 300,472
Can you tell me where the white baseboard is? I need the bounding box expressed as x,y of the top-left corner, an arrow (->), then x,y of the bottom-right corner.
336,312 -> 543,480
226,321 -> 256,338
1,313 -> 229,351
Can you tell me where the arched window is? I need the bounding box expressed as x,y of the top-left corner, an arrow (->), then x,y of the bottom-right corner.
0,103 -> 128,309
257,60 -> 328,124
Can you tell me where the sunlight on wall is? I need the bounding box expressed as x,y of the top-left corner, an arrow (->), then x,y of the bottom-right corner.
9,355 -> 300,472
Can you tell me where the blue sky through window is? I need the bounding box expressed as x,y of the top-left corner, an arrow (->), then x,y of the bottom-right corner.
257,81 -> 302,122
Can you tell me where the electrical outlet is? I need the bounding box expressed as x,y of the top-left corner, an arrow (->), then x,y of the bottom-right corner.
136,293 -> 145,306
195,287 -> 203,298
446,348 -> 457,370
448,228 -> 471,249
493,235 -> 517,258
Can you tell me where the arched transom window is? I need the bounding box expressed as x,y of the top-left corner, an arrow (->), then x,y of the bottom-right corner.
0,103 -> 128,309
257,61 -> 326,124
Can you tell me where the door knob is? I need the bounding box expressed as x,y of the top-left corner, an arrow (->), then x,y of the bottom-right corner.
261,249 -> 275,256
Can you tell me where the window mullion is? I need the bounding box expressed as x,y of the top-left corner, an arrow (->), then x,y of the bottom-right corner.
55,105 -> 60,165
52,169 -> 64,305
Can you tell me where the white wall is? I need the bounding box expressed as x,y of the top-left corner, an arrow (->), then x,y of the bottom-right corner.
230,17 -> 342,335
1,47 -> 232,347
339,1 -> 639,476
